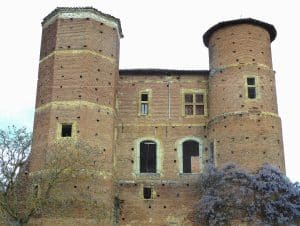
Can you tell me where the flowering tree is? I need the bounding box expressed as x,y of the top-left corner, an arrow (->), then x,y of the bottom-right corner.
196,163 -> 300,225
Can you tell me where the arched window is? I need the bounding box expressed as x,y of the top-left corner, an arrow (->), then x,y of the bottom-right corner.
183,140 -> 199,173
140,140 -> 157,173
176,137 -> 202,174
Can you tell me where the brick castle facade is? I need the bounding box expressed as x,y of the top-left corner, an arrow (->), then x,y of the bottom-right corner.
28,7 -> 285,226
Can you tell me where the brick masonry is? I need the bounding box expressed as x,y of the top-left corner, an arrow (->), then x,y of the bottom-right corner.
28,7 -> 285,226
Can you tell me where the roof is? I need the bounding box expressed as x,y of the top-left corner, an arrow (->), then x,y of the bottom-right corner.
119,69 -> 209,76
42,7 -> 123,38
203,18 -> 277,47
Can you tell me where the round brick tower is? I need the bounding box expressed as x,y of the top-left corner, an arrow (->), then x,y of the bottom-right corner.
29,7 -> 122,225
204,19 -> 285,172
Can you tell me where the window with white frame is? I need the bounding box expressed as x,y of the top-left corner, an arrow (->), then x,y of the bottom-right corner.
139,91 -> 151,116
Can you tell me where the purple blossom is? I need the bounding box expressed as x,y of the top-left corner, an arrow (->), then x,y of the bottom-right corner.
196,164 -> 300,225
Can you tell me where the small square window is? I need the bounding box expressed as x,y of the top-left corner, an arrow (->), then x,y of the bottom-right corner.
61,124 -> 72,137
195,105 -> 204,115
185,105 -> 193,115
247,77 -> 255,85
184,94 -> 193,103
248,87 -> 256,99
196,94 -> 204,103
143,187 -> 152,199
141,93 -> 148,101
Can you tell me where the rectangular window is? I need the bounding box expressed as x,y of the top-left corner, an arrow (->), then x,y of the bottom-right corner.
140,141 -> 156,173
184,93 -> 205,116
247,77 -> 256,99
61,124 -> 72,137
143,187 -> 152,199
140,93 -> 149,115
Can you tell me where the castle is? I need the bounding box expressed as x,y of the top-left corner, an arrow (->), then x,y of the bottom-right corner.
28,7 -> 285,226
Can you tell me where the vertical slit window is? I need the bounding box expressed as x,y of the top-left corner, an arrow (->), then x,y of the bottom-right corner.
247,77 -> 256,99
209,142 -> 215,166
140,141 -> 156,173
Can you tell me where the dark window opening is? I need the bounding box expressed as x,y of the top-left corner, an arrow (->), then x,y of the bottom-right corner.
185,105 -> 193,115
247,77 -> 256,99
195,105 -> 204,115
183,140 -> 199,173
141,93 -> 148,101
140,141 -> 156,173
248,87 -> 256,99
247,77 -> 255,85
61,124 -> 72,137
184,94 -> 193,103
196,94 -> 204,103
143,187 -> 152,199
209,142 -> 215,165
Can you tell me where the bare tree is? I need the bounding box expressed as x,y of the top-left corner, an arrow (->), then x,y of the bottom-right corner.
0,126 -> 105,226
0,126 -> 31,191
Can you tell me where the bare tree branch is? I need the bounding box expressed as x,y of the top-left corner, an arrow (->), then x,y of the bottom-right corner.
0,126 -> 106,226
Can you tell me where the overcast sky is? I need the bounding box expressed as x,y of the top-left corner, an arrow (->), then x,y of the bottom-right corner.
0,0 -> 299,182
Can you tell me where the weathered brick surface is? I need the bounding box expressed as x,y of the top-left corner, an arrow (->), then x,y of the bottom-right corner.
207,23 -> 285,174
30,9 -> 119,226
208,24 -> 273,70
39,21 -> 58,59
208,65 -> 278,119
208,113 -> 285,171
40,18 -> 119,60
28,8 -> 285,226
118,182 -> 200,226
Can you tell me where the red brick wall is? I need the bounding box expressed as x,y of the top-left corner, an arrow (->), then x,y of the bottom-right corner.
208,24 -> 273,70
29,9 -> 286,226
116,74 -> 208,225
207,24 -> 285,172
30,15 -> 120,225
